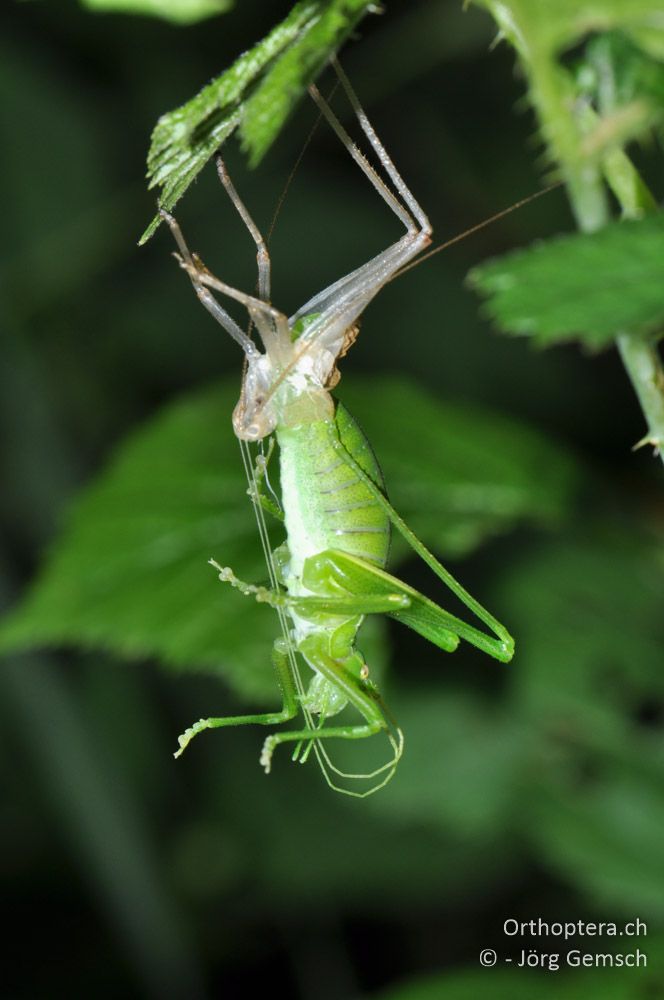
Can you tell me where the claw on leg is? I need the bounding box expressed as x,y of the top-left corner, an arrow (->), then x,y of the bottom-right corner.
174,717 -> 211,758
260,735 -> 277,773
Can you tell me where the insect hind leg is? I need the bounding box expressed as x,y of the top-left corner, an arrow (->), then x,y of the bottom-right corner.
330,57 -> 431,234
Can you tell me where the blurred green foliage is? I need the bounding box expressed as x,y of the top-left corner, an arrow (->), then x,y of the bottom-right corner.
471,0 -> 664,62
81,0 -> 233,25
1,1 -> 663,998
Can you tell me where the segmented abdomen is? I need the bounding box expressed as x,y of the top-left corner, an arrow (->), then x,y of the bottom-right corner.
277,409 -> 390,596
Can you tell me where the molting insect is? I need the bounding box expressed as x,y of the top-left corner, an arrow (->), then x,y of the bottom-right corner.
161,61 -> 514,796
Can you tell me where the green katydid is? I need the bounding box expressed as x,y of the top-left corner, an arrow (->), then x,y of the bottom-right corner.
160,62 -> 514,796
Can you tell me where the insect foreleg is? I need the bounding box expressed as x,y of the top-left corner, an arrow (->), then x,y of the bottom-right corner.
174,637 -> 298,758
247,438 -> 283,522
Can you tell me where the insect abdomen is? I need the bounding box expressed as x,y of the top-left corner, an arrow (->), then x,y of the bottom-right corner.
277,404 -> 390,595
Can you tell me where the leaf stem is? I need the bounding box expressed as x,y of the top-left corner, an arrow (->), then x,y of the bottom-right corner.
522,47 -> 664,464
615,336 -> 664,455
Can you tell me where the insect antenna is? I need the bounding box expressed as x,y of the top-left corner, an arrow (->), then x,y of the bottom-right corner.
393,181 -> 563,282
265,79 -> 341,248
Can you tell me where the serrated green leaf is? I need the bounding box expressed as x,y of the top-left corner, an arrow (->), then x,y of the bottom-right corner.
472,0 -> 664,63
140,0 -> 374,243
0,378 -> 579,698
240,0 -> 372,166
338,378 -> 580,557
81,0 -> 232,25
469,214 -> 664,349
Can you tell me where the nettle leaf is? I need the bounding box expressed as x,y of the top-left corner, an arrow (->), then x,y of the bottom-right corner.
472,0 -> 664,63
239,0 -> 369,166
81,0 -> 232,25
140,0 -> 374,244
469,214 -> 664,349
338,378 -> 580,558
0,378 -> 578,697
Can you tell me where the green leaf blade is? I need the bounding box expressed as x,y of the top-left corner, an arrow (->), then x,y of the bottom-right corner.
140,0 -> 320,243
140,0 -> 374,243
469,214 -> 664,349
240,0 -> 374,167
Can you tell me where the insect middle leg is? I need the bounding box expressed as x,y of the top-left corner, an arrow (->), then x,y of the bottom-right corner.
173,637 -> 298,758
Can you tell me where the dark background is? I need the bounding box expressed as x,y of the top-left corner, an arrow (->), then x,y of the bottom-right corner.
1,1 -> 662,998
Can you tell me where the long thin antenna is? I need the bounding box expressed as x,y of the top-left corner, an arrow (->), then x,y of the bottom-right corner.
393,181 -> 563,281
266,80 -> 341,247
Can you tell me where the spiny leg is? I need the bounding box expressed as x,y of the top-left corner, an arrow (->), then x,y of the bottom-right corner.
330,57 -> 431,232
174,638 -> 298,757
216,155 -> 271,302
309,82 -> 415,231
207,555 -> 406,783
209,557 -> 413,618
206,564 -> 404,790
308,63 -> 431,238
289,83 -> 432,344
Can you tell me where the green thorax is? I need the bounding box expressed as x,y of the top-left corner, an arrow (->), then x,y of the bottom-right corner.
276,402 -> 390,597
